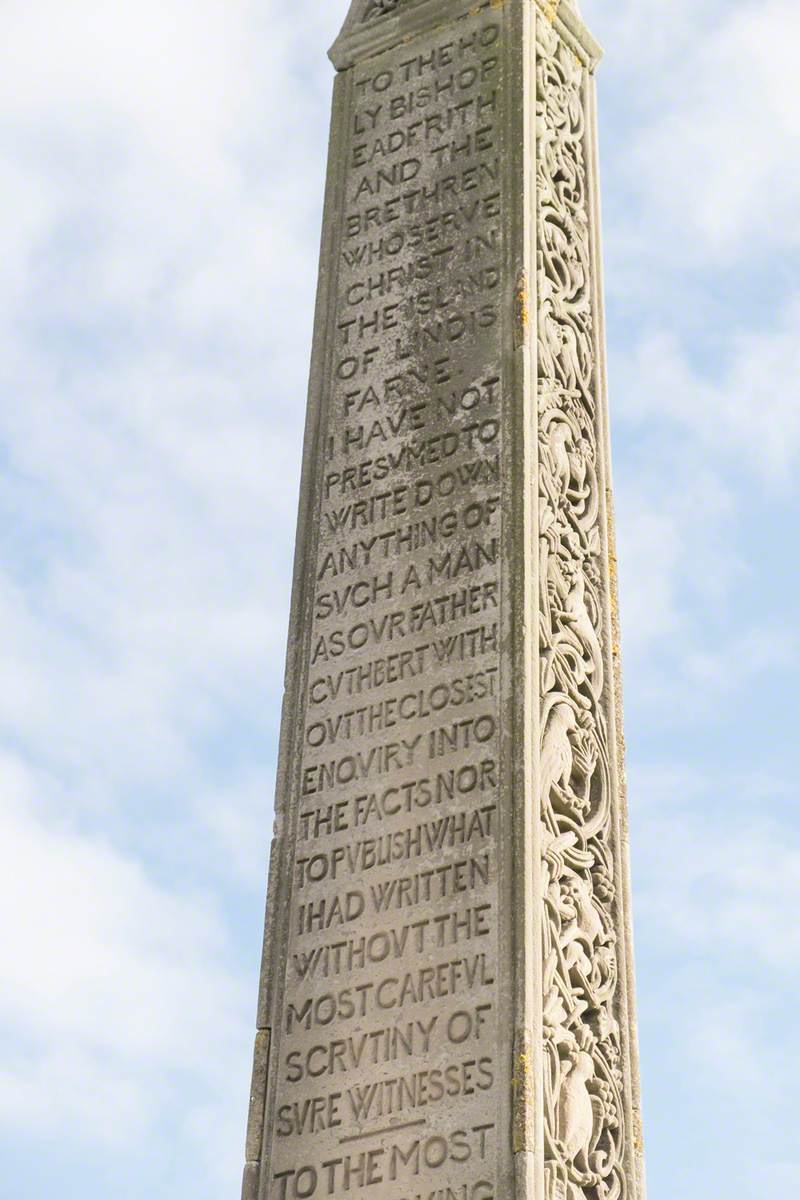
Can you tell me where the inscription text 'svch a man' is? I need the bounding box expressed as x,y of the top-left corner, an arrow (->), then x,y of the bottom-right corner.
243,2 -> 646,1199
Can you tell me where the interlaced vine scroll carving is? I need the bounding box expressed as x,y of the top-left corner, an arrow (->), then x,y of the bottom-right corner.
537,20 -> 627,1200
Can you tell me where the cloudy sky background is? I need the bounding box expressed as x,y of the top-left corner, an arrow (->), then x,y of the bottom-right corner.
0,1 -> 798,1196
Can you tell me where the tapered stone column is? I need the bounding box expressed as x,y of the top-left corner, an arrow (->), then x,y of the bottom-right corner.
243,3 -> 646,1198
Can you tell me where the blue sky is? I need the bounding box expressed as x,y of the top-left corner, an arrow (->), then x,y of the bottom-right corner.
0,1 -> 798,1197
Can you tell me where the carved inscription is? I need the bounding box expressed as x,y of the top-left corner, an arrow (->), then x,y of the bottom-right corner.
266,13 -> 508,1199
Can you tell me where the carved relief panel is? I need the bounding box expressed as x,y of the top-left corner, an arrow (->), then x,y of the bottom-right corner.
536,15 -> 638,1200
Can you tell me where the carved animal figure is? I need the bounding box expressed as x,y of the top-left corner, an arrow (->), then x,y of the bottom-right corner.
559,871 -> 606,981
562,569 -> 603,700
566,437 -> 598,528
540,701 -> 576,807
546,420 -> 574,497
537,278 -> 562,385
558,1050 -> 595,1167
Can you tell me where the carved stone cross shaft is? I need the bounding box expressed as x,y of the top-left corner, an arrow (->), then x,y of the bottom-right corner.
243,3 -> 646,1199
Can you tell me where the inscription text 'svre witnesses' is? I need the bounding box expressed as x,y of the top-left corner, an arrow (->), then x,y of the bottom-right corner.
243,3 -> 646,1200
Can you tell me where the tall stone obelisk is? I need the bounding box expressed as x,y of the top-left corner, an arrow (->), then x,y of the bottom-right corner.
243,2 -> 646,1198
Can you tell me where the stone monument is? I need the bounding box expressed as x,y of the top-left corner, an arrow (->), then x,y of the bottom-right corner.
243,1 -> 646,1198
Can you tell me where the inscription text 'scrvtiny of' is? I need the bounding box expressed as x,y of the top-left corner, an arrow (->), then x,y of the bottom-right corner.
243,4 -> 646,1200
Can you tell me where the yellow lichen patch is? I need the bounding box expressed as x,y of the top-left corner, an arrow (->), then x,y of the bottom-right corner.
517,271 -> 530,333
512,1048 -> 535,1152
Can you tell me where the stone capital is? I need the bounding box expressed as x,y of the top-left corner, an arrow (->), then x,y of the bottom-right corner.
330,0 -> 470,70
331,0 -> 602,73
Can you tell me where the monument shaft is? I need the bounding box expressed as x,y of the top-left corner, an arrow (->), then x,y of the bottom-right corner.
244,3 -> 645,1199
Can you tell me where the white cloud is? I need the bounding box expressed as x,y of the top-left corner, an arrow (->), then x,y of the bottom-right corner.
629,760 -> 800,1141
0,5 -> 348,1187
196,769 -> 276,889
0,1 -> 796,1197
587,0 -> 800,265
0,754 -> 245,1059
0,749 -> 251,1186
681,626 -> 797,694
0,3 -> 323,797
630,0 -> 800,260
608,302 -> 800,709
631,762 -> 800,970
615,456 -> 739,656
612,298 -> 800,482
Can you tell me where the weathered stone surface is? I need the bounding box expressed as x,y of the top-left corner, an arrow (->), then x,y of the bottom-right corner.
243,3 -> 645,1199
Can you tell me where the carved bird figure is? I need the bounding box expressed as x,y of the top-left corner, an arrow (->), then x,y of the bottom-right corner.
558,1050 -> 595,1168
540,701 -> 576,807
547,420 -> 573,498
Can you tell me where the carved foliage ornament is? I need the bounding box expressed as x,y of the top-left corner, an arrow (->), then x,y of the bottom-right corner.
361,0 -> 409,21
536,20 -> 626,1200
